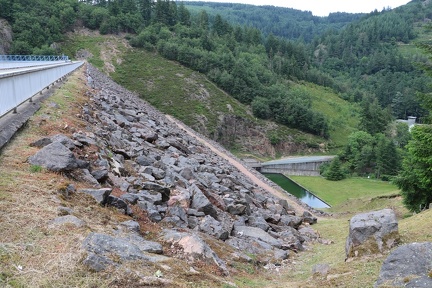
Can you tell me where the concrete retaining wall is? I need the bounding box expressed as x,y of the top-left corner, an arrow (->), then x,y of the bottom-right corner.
261,160 -> 331,176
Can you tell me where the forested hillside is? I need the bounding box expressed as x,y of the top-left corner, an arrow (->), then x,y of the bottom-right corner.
2,0 -> 432,184
185,1 -> 365,41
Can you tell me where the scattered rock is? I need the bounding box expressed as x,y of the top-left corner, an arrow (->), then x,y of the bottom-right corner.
57,206 -> 74,216
28,142 -> 79,172
346,209 -> 399,259
375,242 -> 432,288
199,215 -> 230,240
82,232 -> 167,271
312,263 -> 330,277
233,226 -> 281,248
161,229 -> 229,275
79,188 -> 112,205
66,64 -> 324,275
302,211 -> 317,225
48,215 -> 86,229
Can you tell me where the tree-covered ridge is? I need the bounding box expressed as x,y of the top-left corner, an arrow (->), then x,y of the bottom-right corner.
129,8 -> 331,137
0,0 -> 80,54
2,0 -> 431,140
0,0 -> 331,136
184,1 -> 365,42
313,0 -> 432,121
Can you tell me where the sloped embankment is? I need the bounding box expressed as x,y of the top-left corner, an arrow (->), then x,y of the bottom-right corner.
0,64 -> 328,287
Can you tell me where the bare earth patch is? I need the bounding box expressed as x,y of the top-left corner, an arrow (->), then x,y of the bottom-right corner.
100,36 -> 131,74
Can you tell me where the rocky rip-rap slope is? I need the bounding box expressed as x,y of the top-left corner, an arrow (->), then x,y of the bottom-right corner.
1,64 -> 325,287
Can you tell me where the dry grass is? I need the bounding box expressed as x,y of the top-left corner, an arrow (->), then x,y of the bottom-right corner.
1,63 -> 430,288
0,68 -> 108,287
0,64 -> 255,288
0,66 -> 182,287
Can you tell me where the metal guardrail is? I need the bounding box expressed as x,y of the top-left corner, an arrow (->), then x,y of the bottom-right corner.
0,61 -> 83,118
0,55 -> 69,61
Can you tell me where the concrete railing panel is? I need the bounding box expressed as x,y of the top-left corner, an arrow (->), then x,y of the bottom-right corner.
0,61 -> 83,117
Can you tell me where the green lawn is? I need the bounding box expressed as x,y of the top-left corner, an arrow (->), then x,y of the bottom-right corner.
289,176 -> 400,210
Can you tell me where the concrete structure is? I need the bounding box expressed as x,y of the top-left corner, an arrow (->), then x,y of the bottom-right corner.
396,116 -> 416,131
261,156 -> 335,176
242,158 -> 262,170
0,58 -> 83,150
0,61 -> 83,117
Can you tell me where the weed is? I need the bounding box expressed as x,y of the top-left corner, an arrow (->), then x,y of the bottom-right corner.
29,164 -> 43,173
231,262 -> 256,274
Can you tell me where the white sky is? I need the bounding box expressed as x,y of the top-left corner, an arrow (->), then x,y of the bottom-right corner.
185,0 -> 413,16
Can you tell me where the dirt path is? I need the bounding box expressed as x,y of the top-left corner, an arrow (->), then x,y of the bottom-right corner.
165,115 -> 309,215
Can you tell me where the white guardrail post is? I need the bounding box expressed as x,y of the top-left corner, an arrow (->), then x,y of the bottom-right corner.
0,61 -> 84,118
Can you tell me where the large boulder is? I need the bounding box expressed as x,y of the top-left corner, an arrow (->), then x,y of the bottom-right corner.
346,209 -> 399,259
190,185 -> 218,218
233,226 -> 282,248
82,233 -> 167,272
226,237 -> 289,264
375,242 -> 432,288
160,229 -> 228,275
28,142 -> 79,172
198,215 -> 229,240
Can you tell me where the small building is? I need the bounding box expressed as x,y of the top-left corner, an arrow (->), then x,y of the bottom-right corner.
396,116 -> 416,131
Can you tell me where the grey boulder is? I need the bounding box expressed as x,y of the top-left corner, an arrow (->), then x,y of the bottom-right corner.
375,242 -> 432,287
28,142 -> 79,172
346,209 -> 399,259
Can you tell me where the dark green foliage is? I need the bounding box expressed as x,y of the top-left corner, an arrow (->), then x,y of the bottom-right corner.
185,2 -> 364,42
395,29 -> 432,212
375,134 -> 401,179
325,157 -> 346,181
139,0 -> 153,25
178,2 -> 191,26
340,131 -> 376,176
251,97 -> 271,119
359,95 -> 392,135
6,0 -> 429,144
338,129 -> 402,179
129,10 -> 331,136
394,122 -> 411,148
4,0 -> 81,53
395,125 -> 432,212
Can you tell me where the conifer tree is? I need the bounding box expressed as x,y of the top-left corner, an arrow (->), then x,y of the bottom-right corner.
325,157 -> 346,181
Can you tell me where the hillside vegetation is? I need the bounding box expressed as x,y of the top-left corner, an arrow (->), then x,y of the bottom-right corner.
1,1 -> 432,285
4,0 -> 431,156
0,60 -> 430,288
62,31 -> 359,158
185,2 -> 365,41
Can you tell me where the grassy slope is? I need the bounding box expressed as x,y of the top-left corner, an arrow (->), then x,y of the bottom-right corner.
299,83 -> 360,150
63,34 -> 108,69
63,33 -> 360,157
290,176 -> 400,211
111,48 -> 253,135
2,73 -> 427,287
264,175 -> 431,288
398,22 -> 432,57
112,48 -> 360,149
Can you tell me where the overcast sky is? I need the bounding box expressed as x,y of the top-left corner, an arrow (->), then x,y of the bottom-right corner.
185,0 -> 412,16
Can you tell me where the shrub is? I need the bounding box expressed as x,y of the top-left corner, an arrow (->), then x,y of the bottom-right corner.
325,157 -> 346,181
